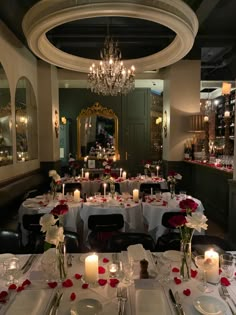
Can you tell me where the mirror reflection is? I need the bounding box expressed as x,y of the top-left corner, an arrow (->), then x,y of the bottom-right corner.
77,103 -> 118,160
15,77 -> 38,162
0,63 -> 13,166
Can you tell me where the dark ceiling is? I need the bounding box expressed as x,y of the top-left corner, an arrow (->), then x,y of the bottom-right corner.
1,0 -> 236,80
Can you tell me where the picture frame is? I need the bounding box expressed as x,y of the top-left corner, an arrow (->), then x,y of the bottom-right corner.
88,159 -> 96,169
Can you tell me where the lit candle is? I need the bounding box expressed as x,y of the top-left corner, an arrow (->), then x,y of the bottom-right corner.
85,253 -> 98,283
74,189 -> 80,202
224,111 -> 230,118
122,171 -> 127,180
62,183 -> 65,196
156,166 -> 160,177
204,249 -> 219,284
84,156 -> 88,162
120,168 -> 122,177
204,116 -> 209,122
81,168 -> 84,178
113,156 -> 117,162
85,172 -> 89,179
133,189 -> 139,202
108,263 -> 118,277
103,183 -> 107,196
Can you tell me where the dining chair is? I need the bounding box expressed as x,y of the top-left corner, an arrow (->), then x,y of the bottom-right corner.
98,182 -> 121,194
0,229 -> 22,254
87,214 -> 124,252
139,183 -> 161,194
64,182 -> 82,194
108,232 -> 156,252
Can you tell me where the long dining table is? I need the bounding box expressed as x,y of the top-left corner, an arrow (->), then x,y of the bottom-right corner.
0,249 -> 235,315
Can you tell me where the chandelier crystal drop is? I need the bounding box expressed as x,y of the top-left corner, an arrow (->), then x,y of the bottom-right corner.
88,36 -> 135,96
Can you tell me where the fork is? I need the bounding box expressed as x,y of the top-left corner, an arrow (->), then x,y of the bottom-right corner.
117,287 -> 122,315
121,287 -> 128,315
221,286 -> 236,308
218,286 -> 235,315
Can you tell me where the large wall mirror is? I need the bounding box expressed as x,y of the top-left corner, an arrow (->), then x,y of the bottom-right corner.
15,77 -> 38,162
0,63 -> 13,166
77,103 -> 119,160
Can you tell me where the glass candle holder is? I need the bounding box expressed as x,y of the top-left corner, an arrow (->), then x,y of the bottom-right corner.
108,263 -> 119,278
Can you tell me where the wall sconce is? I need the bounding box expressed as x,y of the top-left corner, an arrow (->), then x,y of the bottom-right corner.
55,110 -> 59,138
61,116 -> 67,125
155,117 -> 162,125
163,110 -> 167,138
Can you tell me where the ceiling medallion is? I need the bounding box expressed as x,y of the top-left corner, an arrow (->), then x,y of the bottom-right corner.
88,36 -> 135,95
22,0 -> 198,73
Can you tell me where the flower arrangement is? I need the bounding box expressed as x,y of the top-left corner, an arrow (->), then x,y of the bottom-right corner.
168,198 -> 208,280
40,200 -> 69,280
68,160 -> 80,177
167,171 -> 182,198
49,170 -> 61,199
102,159 -> 113,176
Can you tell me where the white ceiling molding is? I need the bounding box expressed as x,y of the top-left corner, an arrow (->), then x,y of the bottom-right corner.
22,0 -> 198,73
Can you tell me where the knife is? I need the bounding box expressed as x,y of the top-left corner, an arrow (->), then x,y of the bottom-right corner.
169,289 -> 183,315
21,254 -> 34,271
175,291 -> 185,315
51,291 -> 63,315
22,255 -> 37,274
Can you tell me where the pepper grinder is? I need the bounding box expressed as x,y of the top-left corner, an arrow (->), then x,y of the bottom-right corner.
140,259 -> 149,279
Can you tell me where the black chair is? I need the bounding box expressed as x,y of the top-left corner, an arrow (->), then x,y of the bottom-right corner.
22,189 -> 40,200
64,182 -> 82,194
64,230 -> 81,253
108,232 -> 156,252
98,183 -> 121,194
0,229 -> 22,254
88,214 -> 124,252
139,183 -> 161,194
192,235 -> 232,255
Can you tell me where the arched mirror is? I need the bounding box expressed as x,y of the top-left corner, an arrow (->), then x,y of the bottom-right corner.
77,103 -> 119,160
15,77 -> 38,162
0,63 -> 12,166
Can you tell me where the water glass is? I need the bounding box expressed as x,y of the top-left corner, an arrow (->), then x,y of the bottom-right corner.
220,254 -> 235,280
179,191 -> 187,199
122,262 -> 134,284
3,257 -> 20,285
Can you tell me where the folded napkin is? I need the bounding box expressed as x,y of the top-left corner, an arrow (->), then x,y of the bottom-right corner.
127,244 -> 146,261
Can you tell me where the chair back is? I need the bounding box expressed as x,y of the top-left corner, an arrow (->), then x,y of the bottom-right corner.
22,214 -> 44,232
108,232 -> 156,252
98,183 -> 121,194
88,214 -> 124,232
64,182 -> 82,194
0,229 -> 21,254
64,230 -> 81,253
139,183 -> 160,194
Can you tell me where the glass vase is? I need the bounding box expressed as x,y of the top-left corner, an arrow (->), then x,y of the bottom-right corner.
170,183 -> 175,199
180,240 -> 191,281
110,183 -> 115,198
56,241 -> 67,281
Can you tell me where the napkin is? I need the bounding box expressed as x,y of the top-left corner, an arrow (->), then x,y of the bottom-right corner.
127,244 -> 146,261
3,289 -> 53,315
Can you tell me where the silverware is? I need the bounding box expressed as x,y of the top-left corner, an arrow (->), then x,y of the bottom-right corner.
51,291 -> 63,315
121,287 -> 127,315
45,291 -> 59,315
22,255 -> 37,274
221,286 -> 236,308
117,287 -> 122,315
21,254 -> 34,270
175,291 -> 185,315
218,286 -> 235,315
169,289 -> 183,315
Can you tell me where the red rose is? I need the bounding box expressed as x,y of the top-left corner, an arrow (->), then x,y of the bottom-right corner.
179,199 -> 198,212
51,203 -> 69,216
168,171 -> 177,177
168,215 -> 186,228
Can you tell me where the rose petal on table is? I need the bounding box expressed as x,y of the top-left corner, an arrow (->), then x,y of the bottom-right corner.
22,279 -> 31,286
103,258 -> 109,263
74,273 -> 82,280
47,282 -> 58,289
98,279 -> 107,286
126,204 -> 131,207
221,277 -> 231,286
82,283 -> 89,289
109,278 -> 119,287
172,267 -> 180,272
162,201 -> 167,206
8,284 -> 17,290
219,269 -> 222,274
191,269 -> 198,278
0,291 -> 8,299
17,286 -> 24,292
62,279 -> 73,287
174,277 -> 182,285
98,266 -> 106,274
70,292 -> 76,301
183,289 -> 191,296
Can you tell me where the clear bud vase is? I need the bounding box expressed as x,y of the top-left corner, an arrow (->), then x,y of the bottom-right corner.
56,241 -> 67,281
170,183 -> 175,199
180,240 -> 191,281
110,183 -> 115,198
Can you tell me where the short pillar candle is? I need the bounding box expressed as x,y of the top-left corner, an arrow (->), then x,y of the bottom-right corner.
85,253 -> 98,283
133,189 -> 139,202
204,249 -> 219,284
74,189 -> 80,202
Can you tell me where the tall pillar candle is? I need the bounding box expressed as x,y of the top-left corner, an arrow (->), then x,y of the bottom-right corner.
85,253 -> 98,283
103,183 -> 107,197
133,189 -> 139,202
62,183 -> 65,196
204,249 -> 219,284
156,166 -> 160,177
74,189 -> 80,202
122,171 -> 127,180
81,168 -> 84,178
119,168 -> 122,177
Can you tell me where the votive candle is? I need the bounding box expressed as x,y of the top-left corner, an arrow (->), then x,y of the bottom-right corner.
122,171 -> 127,180
204,249 -> 219,284
85,253 -> 98,283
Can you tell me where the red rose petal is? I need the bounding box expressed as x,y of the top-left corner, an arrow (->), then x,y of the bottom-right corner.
183,289 -> 191,296
219,269 -> 222,274
47,282 -> 58,289
191,269 -> 198,278
109,278 -> 119,287
98,266 -> 106,274
221,277 -> 231,286
62,279 -> 73,287
172,267 -> 180,273
98,279 -> 107,286
0,291 -> 8,299
22,279 -> 31,286
174,277 -> 182,285
70,292 -> 76,301
16,286 -> 24,292
103,258 -> 109,263
82,283 -> 89,289
8,284 -> 17,290
74,273 -> 82,280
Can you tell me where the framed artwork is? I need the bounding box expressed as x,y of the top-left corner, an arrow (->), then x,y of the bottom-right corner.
88,159 -> 95,169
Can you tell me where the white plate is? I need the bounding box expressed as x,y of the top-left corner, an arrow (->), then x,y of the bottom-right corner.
0,253 -> 15,263
193,295 -> 226,315
71,298 -> 102,315
163,250 -> 182,262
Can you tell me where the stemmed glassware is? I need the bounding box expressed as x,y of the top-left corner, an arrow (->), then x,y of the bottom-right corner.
220,254 -> 235,280
3,257 -> 20,285
122,260 -> 134,284
195,255 -> 213,293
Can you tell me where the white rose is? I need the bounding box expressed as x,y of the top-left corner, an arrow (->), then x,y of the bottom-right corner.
49,170 -> 57,177
40,213 -> 58,233
45,226 -> 64,247
185,212 -> 208,232
53,174 -> 61,182
174,173 -> 182,180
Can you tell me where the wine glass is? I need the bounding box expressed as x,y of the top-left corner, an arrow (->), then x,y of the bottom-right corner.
220,254 -> 235,280
122,261 -> 134,284
195,255 -> 213,293
3,257 -> 20,285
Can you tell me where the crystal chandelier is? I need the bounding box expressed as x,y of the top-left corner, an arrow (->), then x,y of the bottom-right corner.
88,36 -> 135,96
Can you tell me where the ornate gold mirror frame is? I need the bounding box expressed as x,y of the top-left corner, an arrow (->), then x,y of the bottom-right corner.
77,102 -> 119,160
